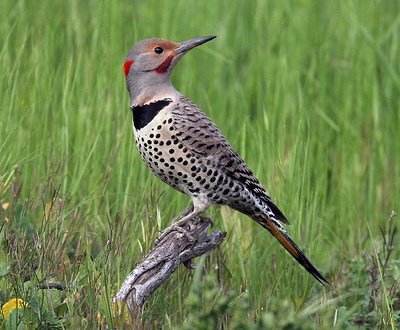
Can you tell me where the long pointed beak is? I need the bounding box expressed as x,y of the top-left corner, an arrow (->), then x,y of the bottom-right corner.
175,36 -> 216,54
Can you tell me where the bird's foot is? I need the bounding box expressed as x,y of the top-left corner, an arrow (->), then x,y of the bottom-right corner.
155,205 -> 205,245
171,205 -> 194,223
155,218 -> 195,245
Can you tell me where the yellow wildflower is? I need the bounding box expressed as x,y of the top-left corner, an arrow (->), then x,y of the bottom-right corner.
1,298 -> 29,318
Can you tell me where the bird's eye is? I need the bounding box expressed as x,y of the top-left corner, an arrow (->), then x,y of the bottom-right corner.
154,47 -> 164,54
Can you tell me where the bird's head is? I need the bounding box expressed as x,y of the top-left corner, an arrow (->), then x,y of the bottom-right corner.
123,36 -> 216,106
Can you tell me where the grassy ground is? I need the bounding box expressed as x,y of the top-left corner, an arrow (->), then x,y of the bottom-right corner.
1,0 -> 399,328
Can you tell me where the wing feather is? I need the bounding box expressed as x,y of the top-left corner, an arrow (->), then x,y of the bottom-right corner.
171,96 -> 288,224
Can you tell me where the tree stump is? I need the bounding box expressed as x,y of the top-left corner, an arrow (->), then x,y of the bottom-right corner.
113,216 -> 226,314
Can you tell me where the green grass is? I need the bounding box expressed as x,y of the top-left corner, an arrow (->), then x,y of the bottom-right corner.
1,0 -> 399,328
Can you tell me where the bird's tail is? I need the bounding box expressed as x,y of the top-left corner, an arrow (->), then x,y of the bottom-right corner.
259,217 -> 329,285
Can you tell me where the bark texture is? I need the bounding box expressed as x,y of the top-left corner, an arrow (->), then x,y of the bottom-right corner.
113,216 -> 226,313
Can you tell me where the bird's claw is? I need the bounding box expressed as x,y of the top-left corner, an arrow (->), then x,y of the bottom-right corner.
155,223 -> 195,245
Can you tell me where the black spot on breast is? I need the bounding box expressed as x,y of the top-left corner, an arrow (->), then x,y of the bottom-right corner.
226,159 -> 235,167
131,99 -> 172,130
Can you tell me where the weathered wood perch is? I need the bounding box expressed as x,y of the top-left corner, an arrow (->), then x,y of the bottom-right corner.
113,216 -> 226,313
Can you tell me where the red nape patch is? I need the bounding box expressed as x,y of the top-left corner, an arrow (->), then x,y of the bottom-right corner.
155,55 -> 174,74
123,60 -> 134,76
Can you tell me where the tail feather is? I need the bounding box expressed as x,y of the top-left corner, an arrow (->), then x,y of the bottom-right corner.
261,218 -> 329,285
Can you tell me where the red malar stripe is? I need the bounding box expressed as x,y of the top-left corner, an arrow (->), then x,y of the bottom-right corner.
123,60 -> 134,76
155,55 -> 174,74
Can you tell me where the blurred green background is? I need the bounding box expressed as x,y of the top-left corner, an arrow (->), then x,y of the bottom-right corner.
0,0 -> 399,328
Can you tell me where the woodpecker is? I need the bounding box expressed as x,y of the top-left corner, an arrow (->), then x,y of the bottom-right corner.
123,36 -> 328,284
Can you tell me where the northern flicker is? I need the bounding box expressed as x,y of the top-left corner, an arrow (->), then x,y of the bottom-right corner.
123,36 -> 328,284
